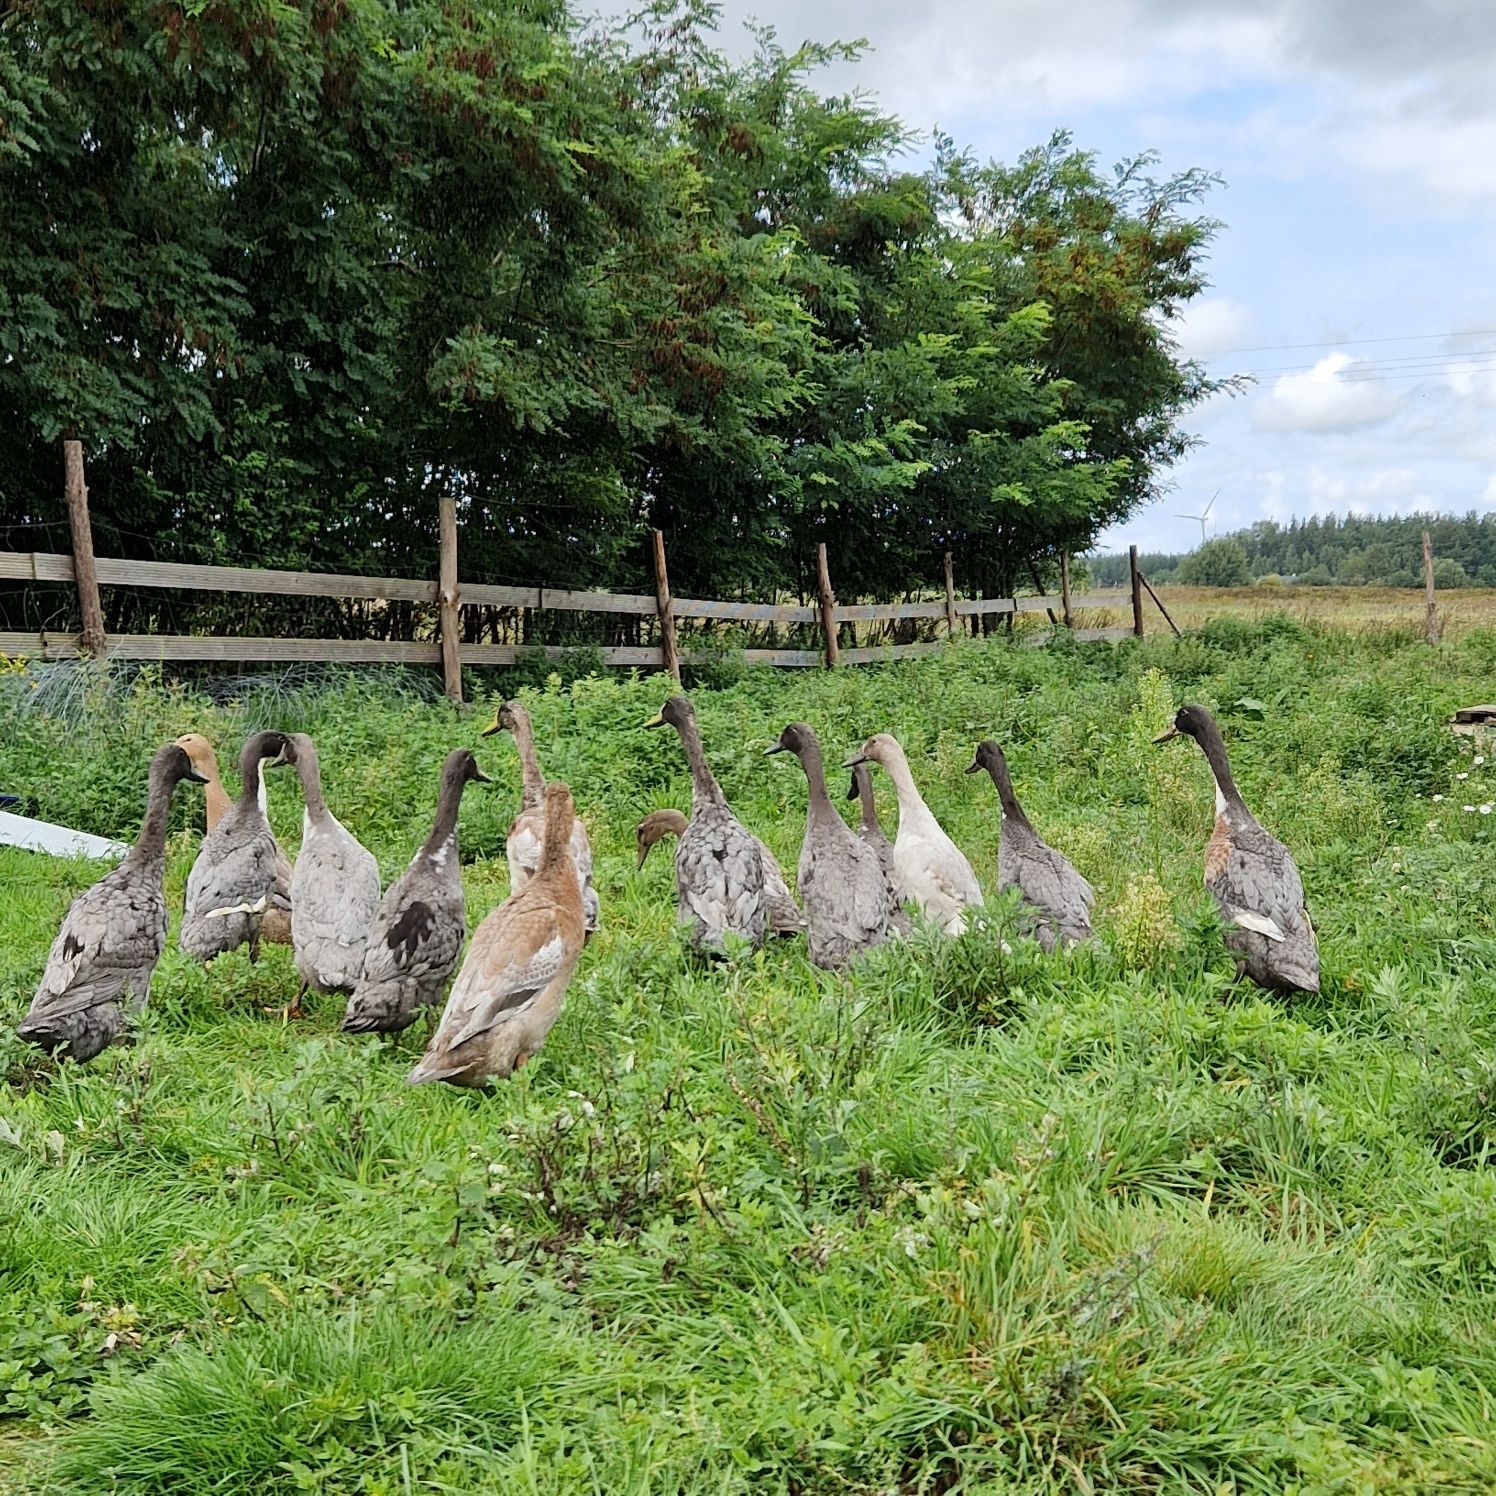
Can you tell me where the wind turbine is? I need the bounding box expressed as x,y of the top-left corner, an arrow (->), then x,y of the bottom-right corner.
1175,490 -> 1220,546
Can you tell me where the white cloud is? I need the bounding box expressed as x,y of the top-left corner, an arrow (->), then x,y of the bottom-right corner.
1169,297 -> 1256,358
1251,353 -> 1399,433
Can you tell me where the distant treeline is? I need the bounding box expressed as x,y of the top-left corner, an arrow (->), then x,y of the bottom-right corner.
1091,513 -> 1496,589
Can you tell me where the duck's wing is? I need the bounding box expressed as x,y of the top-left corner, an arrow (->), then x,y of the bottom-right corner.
756,838 -> 804,934
429,904 -> 574,1054
24,870 -> 166,1023
1011,840 -> 1095,920
678,811 -> 764,935
1210,818 -> 1309,941
569,818 -> 600,933
292,825 -> 381,947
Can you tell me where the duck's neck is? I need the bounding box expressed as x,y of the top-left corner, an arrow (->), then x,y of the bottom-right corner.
986,758 -> 1033,833
796,738 -> 836,820
853,765 -> 882,836
240,753 -> 268,813
1194,720 -> 1245,813
676,715 -> 725,807
293,742 -> 330,824
130,762 -> 178,867
510,711 -> 544,809
419,764 -> 466,859
539,799 -> 573,872
200,763 -> 231,830
878,747 -> 927,824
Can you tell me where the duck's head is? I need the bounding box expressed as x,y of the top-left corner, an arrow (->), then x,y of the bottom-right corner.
966,739 -> 1006,777
1153,703 -> 1216,746
764,722 -> 818,760
643,695 -> 693,731
238,730 -> 290,778
174,733 -> 219,782
444,748 -> 491,785
635,808 -> 687,869
481,700 -> 529,739
158,742 -> 209,787
843,732 -> 899,771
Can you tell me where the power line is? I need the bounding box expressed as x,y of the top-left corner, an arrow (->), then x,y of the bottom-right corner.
1203,326 -> 1496,356
1235,347 -> 1496,378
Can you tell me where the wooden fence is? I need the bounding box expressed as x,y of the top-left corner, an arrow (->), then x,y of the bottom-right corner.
0,442 -> 1162,703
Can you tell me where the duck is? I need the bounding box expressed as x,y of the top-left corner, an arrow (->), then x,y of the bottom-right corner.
343,749 -> 489,1034
967,740 -> 1095,951
844,733 -> 983,935
847,762 -> 912,937
408,782 -> 587,1086
16,742 -> 207,1062
767,723 -> 898,967
175,732 -> 293,946
284,733 -> 382,1003
635,808 -> 804,936
482,700 -> 599,936
180,731 -> 291,962
644,694 -> 767,953
1156,704 -> 1318,992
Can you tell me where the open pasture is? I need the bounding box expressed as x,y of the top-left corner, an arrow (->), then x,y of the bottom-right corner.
4,620 -> 1496,1492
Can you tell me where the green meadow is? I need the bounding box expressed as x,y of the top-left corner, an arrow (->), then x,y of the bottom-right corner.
4,619 -> 1496,1493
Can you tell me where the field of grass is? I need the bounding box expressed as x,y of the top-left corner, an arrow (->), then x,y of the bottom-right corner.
5,619 -> 1496,1492
1079,582 -> 1496,642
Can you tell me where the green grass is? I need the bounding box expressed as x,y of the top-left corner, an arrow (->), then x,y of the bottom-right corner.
4,622 -> 1496,1492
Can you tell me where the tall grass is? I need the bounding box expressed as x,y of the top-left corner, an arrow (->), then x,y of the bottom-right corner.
3,624 -> 1496,1492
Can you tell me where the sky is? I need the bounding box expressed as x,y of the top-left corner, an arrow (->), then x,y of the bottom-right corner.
601,0 -> 1496,555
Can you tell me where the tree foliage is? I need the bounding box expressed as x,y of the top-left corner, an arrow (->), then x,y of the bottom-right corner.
1177,537 -> 1250,588
0,0 -> 1223,636
1100,513 -> 1496,590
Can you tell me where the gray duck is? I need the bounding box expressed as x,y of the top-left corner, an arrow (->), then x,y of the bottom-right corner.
768,723 -> 898,968
180,731 -> 291,962
16,743 -> 206,1062
343,749 -> 489,1034
967,740 -> 1095,952
847,762 -> 912,937
644,695 -> 766,953
1156,704 -> 1319,993
635,808 -> 803,936
285,733 -> 382,1001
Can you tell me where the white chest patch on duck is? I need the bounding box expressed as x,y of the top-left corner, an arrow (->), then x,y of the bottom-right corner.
429,840 -> 450,870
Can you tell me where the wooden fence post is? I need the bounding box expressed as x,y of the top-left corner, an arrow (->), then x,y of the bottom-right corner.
63,440 -> 105,657
1128,545 -> 1145,639
437,494 -> 462,703
816,542 -> 839,667
1060,553 -> 1073,629
1423,530 -> 1440,646
942,551 -> 957,636
651,528 -> 681,684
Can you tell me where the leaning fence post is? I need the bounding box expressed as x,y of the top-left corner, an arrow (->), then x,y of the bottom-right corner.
1128,544 -> 1145,639
63,439 -> 105,657
651,528 -> 681,684
1423,530 -> 1440,645
438,494 -> 462,703
1060,553 -> 1073,629
816,542 -> 839,667
942,551 -> 957,636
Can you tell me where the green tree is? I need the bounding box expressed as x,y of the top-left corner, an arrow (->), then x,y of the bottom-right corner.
1178,537 -> 1250,587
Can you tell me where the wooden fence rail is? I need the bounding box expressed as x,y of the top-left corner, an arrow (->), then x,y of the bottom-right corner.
0,445 -> 1149,700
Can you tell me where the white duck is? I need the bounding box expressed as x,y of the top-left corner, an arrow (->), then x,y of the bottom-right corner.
844,733 -> 983,935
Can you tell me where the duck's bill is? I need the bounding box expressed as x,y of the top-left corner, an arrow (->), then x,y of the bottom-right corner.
763,743 -> 788,756
184,768 -> 210,785
471,765 -> 493,782
642,712 -> 666,729
845,776 -> 858,800
1152,726 -> 1180,744
964,759 -> 981,773
479,718 -> 502,738
842,753 -> 867,769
